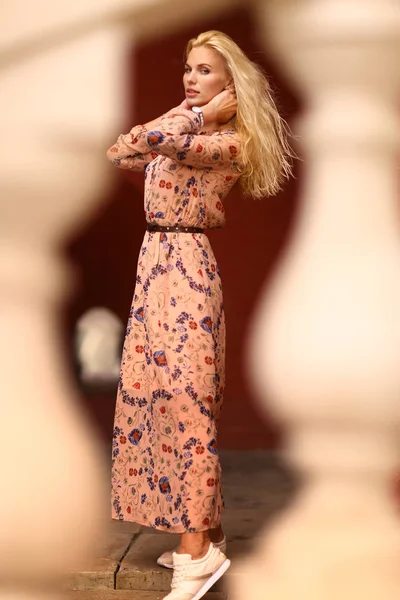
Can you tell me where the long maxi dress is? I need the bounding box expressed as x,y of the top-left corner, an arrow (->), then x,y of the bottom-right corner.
108,107 -> 241,533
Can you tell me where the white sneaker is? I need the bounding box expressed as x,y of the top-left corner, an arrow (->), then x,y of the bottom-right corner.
157,536 -> 227,569
162,542 -> 230,600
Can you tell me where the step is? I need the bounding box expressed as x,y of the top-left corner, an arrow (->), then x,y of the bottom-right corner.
65,453 -> 296,594
66,509 -> 273,593
67,590 -> 226,600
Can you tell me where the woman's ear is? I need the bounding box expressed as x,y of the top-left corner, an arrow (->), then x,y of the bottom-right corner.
225,80 -> 236,96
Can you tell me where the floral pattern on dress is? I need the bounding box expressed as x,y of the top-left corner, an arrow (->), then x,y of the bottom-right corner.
109,107 -> 241,533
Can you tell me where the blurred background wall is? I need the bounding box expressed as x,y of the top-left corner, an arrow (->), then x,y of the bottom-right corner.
62,4 -> 301,451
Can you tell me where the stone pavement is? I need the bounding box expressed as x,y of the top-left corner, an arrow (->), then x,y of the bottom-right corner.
65,451 -> 297,599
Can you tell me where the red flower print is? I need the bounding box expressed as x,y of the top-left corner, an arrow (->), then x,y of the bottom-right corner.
133,382 -> 141,390
160,406 -> 166,414
229,145 -> 237,154
168,446 -> 173,454
154,474 -> 159,483
150,212 -> 155,218
109,146 -> 118,153
162,444 -> 168,452
193,188 -> 198,197
133,469 -> 138,476
196,446 -> 205,454
205,356 -> 213,365
148,133 -> 161,144
211,264 -> 216,272
202,517 -> 210,526
198,269 -> 203,277
225,175 -> 233,182
127,506 -> 132,514
159,478 -> 171,494
207,395 -> 214,403
196,144 -> 203,153
216,201 -> 222,211
166,181 -> 172,189
120,436 -> 127,444
159,179 -> 166,188
207,478 -> 215,487
135,345 -> 144,353
154,350 -> 167,366
158,320 -> 161,327
129,468 -> 134,476
150,151 -> 158,159
189,321 -> 198,330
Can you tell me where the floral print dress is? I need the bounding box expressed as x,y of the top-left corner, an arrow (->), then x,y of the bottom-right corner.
108,107 -> 241,533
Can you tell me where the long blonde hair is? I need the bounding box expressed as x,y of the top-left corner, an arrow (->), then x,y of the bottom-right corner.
186,31 -> 293,199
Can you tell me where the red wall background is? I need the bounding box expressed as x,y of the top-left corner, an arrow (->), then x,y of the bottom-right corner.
63,5 -> 301,450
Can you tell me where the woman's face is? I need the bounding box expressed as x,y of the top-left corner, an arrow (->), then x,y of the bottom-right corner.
183,46 -> 231,108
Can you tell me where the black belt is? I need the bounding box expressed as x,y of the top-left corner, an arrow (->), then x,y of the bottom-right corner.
147,223 -> 205,234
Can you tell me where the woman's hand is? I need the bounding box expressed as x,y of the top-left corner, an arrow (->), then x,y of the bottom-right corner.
202,89 -> 237,125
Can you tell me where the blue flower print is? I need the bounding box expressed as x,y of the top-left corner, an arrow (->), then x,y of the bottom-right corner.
133,307 -> 144,323
159,476 -> 171,495
183,135 -> 194,149
160,517 -> 172,529
176,311 -> 190,324
147,131 -> 166,146
128,429 -> 142,445
207,438 -> 218,455
200,316 -> 212,333
154,350 -> 167,367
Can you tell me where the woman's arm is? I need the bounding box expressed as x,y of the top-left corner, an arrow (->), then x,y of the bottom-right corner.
106,109 -> 182,170
107,92 -> 239,172
106,126 -> 158,171
146,110 -> 240,171
111,108 -> 240,172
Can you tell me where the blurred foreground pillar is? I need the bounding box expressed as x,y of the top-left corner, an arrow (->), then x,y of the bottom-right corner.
0,5 -> 134,598
236,0 -> 400,597
0,2 -> 242,597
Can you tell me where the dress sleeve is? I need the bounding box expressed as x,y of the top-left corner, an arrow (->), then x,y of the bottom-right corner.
106,126 -> 158,171
107,108 -> 241,173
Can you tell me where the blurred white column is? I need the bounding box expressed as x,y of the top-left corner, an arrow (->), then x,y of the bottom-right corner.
0,7 -> 132,598
235,0 -> 400,597
0,1 -> 242,596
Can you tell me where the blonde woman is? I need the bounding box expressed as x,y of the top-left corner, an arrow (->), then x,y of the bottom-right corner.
107,30 -> 292,600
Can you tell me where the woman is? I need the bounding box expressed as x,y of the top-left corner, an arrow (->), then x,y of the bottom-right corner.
107,30 -> 292,600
